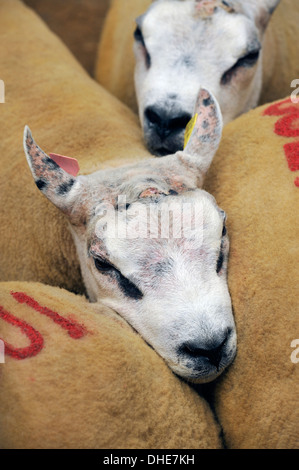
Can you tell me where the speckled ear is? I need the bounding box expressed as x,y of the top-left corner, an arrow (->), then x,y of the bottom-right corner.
23,126 -> 82,215
182,87 -> 223,175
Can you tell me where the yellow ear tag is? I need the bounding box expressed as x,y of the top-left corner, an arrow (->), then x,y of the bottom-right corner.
184,113 -> 198,149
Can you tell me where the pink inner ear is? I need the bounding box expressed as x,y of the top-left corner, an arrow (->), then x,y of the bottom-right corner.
49,153 -> 80,177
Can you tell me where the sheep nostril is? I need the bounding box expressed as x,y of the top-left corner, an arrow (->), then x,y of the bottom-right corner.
181,330 -> 231,370
144,106 -> 191,139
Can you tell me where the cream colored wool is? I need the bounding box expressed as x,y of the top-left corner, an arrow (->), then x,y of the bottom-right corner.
0,0 -> 222,449
204,98 -> 299,449
0,0 -> 150,293
0,281 -> 222,449
95,0 -> 299,114
0,0 -> 298,450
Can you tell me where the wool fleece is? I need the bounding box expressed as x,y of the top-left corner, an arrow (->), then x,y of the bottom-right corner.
0,0 -> 222,449
204,97 -> 299,449
0,0 -> 150,294
0,0 -> 298,450
0,281 -> 222,449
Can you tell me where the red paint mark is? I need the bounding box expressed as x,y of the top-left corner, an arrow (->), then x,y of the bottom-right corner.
0,291 -> 88,360
263,98 -> 299,117
284,142 -> 299,172
264,98 -> 299,187
11,291 -> 87,339
275,113 -> 299,138
0,305 -> 44,360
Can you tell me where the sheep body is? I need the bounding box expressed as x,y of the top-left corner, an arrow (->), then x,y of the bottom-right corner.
0,0 -> 149,294
0,0 -> 222,449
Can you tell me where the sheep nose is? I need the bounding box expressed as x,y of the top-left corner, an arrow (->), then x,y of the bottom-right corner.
144,106 -> 192,141
180,330 -> 231,370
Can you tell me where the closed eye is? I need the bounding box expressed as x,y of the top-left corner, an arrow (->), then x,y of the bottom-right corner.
134,26 -> 151,68
134,26 -> 144,44
93,256 -> 143,300
221,49 -> 260,85
94,257 -> 115,272
216,249 -> 224,274
216,224 -> 227,273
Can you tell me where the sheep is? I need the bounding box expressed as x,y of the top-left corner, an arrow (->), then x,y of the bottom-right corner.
0,280 -> 222,449
95,0 -> 299,155
23,85 -> 237,384
0,0 -> 236,384
0,0 -> 148,296
1,0 -> 297,449
0,0 -> 223,449
203,95 -> 299,448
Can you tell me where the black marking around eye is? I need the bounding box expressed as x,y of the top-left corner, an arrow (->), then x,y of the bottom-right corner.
216,239 -> 225,274
57,179 -> 75,195
116,272 -> 143,300
133,25 -> 151,68
93,254 -> 143,300
134,26 -> 143,43
216,250 -> 224,274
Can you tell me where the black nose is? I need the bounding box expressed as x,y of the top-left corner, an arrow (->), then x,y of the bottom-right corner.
144,106 -> 192,141
180,330 -> 231,370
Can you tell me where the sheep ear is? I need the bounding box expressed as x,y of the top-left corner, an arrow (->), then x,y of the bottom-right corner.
237,0 -> 280,30
181,87 -> 223,176
23,126 -> 82,216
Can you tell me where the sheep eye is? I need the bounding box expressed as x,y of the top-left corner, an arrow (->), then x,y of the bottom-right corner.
236,49 -> 260,68
222,224 -> 227,237
216,250 -> 224,274
221,49 -> 260,85
134,26 -> 151,68
134,26 -> 144,43
94,257 -> 114,272
93,256 -> 143,300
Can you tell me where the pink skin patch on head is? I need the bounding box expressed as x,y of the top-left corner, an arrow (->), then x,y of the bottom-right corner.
49,153 -> 80,177
195,0 -> 234,17
195,0 -> 217,16
139,187 -> 166,198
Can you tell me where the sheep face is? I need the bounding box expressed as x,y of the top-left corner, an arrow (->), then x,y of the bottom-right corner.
78,187 -> 236,383
134,0 -> 280,155
24,88 -> 237,383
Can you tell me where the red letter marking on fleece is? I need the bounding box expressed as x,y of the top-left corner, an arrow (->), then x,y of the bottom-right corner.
0,305 -> 44,359
0,291 -> 87,360
11,292 -> 87,339
264,98 -> 299,187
